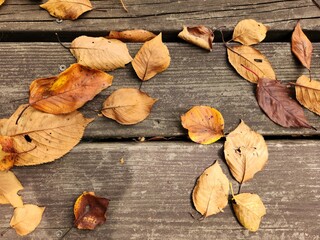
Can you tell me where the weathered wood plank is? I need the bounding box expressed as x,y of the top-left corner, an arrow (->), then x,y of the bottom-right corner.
0,42 -> 319,138
0,140 -> 319,239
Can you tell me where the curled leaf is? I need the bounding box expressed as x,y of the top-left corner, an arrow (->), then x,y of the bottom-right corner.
227,45 -> 276,83
0,136 -> 16,171
295,75 -> 320,115
74,192 -> 109,230
132,33 -> 170,81
233,19 -> 268,45
102,88 -> 157,125
10,204 -> 45,236
192,161 -> 229,217
108,29 -> 156,42
29,63 -> 113,114
233,193 -> 266,232
40,0 -> 93,20
0,171 -> 23,207
291,21 -> 313,70
181,106 -> 224,144
71,36 -> 133,71
178,25 -> 214,51
224,120 -> 268,183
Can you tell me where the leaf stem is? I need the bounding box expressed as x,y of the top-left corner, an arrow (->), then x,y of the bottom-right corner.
55,33 -> 70,50
119,0 -> 128,12
288,82 -> 320,91
0,227 -> 11,237
15,104 -> 30,125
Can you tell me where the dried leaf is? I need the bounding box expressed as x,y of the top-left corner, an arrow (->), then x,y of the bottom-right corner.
0,0 -> 5,6
132,33 -> 170,81
29,63 -> 113,114
227,45 -> 276,83
71,36 -> 133,71
257,78 -> 314,129
102,88 -> 157,125
178,25 -> 214,51
10,204 -> 45,236
192,161 -> 229,217
0,136 -> 16,171
295,75 -> 320,115
0,171 -> 23,208
233,193 -> 266,232
233,19 -> 268,45
181,106 -> 224,144
291,21 -> 313,70
224,120 -> 268,183
40,0 -> 93,20
0,104 -> 93,166
108,29 -> 156,42
74,192 -> 109,230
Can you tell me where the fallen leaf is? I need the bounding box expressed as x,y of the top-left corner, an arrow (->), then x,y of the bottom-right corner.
233,19 -> 268,45
291,21 -> 313,70
0,136 -> 16,171
132,33 -> 170,81
0,171 -> 23,207
181,106 -> 224,144
40,0 -> 93,20
295,75 -> 320,115
227,45 -> 276,83
10,204 -> 45,236
0,104 -> 93,166
233,193 -> 266,232
257,78 -> 314,129
0,0 -> 5,6
102,88 -> 157,125
192,161 -> 229,217
178,25 -> 214,51
108,29 -> 156,42
74,192 -> 109,230
224,120 -> 268,183
29,63 -> 113,114
71,36 -> 133,71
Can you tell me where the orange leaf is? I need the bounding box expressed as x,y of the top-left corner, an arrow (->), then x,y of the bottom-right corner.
181,106 -> 224,144
178,25 -> 214,51
132,33 -> 170,81
108,29 -> 156,42
74,192 -> 109,230
29,63 -> 113,114
0,171 -> 23,208
0,136 -> 16,171
0,0 -> 5,6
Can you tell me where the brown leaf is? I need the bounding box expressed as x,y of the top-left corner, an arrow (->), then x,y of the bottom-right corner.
74,192 -> 109,230
108,29 -> 156,42
256,78 -> 314,129
0,136 -> 16,171
29,63 -> 113,114
291,21 -> 313,70
227,45 -> 276,83
102,88 -> 157,125
40,0 -> 93,20
132,33 -> 170,81
192,161 -> 229,217
295,75 -> 320,115
224,120 -> 268,183
0,171 -> 23,208
181,106 -> 224,144
233,193 -> 266,232
10,204 -> 45,236
0,104 -> 93,166
71,36 -> 133,71
233,19 -> 268,45
178,25 -> 214,51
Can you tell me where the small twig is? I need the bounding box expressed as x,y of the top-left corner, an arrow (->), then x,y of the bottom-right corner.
55,33 -> 70,50
312,0 -> 320,10
119,0 -> 128,12
0,227 -> 11,237
59,227 -> 73,240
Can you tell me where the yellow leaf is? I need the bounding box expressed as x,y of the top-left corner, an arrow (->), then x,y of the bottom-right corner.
227,45 -> 276,83
0,171 -> 23,208
0,136 -> 16,171
224,120 -> 268,183
108,29 -> 156,42
233,193 -> 266,232
233,19 -> 268,45
10,204 -> 45,236
192,161 -> 229,217
295,75 -> 320,116
178,25 -> 214,51
0,0 -> 5,6
102,88 -> 157,125
40,0 -> 93,20
71,36 -> 133,71
181,106 -> 224,144
132,33 -> 170,81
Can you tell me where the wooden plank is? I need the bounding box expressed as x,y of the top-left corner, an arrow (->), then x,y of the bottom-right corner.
0,0 -> 319,37
0,140 -> 319,239
0,42 -> 319,138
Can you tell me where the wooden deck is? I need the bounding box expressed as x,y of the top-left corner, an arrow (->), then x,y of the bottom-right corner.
0,0 -> 319,239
